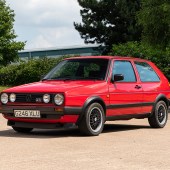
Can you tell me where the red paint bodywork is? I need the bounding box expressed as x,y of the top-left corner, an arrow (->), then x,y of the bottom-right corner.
1,56 -> 170,125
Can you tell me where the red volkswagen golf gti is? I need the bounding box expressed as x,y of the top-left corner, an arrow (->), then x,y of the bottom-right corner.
0,56 -> 170,136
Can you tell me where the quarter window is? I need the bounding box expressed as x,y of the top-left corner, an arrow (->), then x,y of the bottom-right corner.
135,61 -> 160,82
112,61 -> 136,82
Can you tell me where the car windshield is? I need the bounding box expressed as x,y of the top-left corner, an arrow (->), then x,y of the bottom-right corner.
43,58 -> 109,81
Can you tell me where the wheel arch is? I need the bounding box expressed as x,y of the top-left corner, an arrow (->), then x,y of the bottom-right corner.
151,94 -> 169,115
76,96 -> 106,125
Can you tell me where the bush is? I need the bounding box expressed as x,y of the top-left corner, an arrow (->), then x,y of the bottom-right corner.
0,56 -> 70,86
110,42 -> 170,80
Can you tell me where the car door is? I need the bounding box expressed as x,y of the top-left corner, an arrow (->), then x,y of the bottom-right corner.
134,61 -> 161,113
108,59 -> 143,116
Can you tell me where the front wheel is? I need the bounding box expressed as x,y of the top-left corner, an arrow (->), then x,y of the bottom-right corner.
12,127 -> 33,133
148,101 -> 168,128
78,103 -> 105,136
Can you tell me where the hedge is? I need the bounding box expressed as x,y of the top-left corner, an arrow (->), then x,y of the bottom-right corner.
0,56 -> 69,86
1,44 -> 169,86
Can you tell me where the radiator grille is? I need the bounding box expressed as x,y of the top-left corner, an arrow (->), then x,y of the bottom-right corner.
15,94 -> 51,103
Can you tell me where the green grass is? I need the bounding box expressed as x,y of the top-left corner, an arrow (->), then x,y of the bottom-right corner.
0,86 -> 9,92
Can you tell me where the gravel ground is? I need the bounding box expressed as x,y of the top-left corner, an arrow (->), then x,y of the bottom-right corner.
0,114 -> 170,170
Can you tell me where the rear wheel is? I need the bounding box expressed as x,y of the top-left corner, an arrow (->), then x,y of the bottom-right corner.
12,127 -> 33,133
148,101 -> 168,128
78,103 -> 105,136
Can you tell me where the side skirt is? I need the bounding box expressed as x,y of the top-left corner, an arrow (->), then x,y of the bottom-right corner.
106,113 -> 151,121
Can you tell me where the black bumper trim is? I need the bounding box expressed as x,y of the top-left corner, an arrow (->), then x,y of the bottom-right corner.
0,106 -> 62,115
64,107 -> 82,115
0,106 -> 82,115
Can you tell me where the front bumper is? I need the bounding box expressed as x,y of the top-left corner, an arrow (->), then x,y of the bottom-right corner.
0,105 -> 82,124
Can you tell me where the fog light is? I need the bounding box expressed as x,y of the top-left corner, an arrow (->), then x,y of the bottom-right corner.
9,93 -> 16,102
43,94 -> 50,103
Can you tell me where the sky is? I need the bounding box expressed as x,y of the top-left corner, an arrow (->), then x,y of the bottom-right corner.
6,0 -> 85,50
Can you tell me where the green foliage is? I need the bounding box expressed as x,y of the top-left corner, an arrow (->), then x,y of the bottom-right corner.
0,56 -> 69,86
137,0 -> 170,48
0,0 -> 25,66
0,86 -> 8,91
74,0 -> 141,52
110,42 -> 170,80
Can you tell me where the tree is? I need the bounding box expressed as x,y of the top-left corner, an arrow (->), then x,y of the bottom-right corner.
110,41 -> 170,80
137,0 -> 170,48
74,0 -> 141,52
0,0 -> 25,66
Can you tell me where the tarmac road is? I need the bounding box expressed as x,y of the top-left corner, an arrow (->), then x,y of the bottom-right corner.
0,114 -> 170,170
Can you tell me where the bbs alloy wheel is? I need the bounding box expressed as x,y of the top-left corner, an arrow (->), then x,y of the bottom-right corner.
88,107 -> 103,133
148,101 -> 168,128
78,103 -> 105,136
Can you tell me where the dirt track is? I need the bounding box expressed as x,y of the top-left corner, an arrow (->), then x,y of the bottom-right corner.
0,114 -> 170,170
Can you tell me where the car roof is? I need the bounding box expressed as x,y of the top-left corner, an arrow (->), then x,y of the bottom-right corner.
65,56 -> 150,62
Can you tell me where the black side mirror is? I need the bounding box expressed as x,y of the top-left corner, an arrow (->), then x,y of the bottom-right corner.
111,74 -> 124,83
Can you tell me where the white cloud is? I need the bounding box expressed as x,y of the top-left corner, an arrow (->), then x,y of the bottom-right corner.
6,0 -> 84,49
27,27 -> 84,49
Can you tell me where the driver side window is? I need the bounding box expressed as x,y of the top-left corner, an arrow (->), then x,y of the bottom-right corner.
112,60 -> 136,82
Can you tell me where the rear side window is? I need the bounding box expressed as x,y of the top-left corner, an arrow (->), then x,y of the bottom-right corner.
112,60 -> 136,82
135,61 -> 160,82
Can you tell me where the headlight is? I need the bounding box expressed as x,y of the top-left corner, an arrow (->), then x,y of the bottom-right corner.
1,93 -> 8,104
43,94 -> 50,103
54,94 -> 64,105
9,93 -> 16,102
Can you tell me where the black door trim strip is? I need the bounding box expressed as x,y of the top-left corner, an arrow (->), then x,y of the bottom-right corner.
106,102 -> 154,109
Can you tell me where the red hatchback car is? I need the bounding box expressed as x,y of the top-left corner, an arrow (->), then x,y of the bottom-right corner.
0,56 -> 170,136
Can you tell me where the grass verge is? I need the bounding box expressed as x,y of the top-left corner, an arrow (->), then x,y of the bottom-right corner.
0,86 -> 9,92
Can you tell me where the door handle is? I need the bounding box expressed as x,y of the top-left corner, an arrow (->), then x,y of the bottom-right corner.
135,85 -> 142,89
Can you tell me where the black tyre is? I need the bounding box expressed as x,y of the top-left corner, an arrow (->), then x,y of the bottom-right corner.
12,127 -> 33,133
78,103 -> 105,136
148,101 -> 168,128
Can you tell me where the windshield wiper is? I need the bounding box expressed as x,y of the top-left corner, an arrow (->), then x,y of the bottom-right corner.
87,77 -> 103,80
50,76 -> 75,81
58,78 -> 73,81
41,78 -> 52,81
